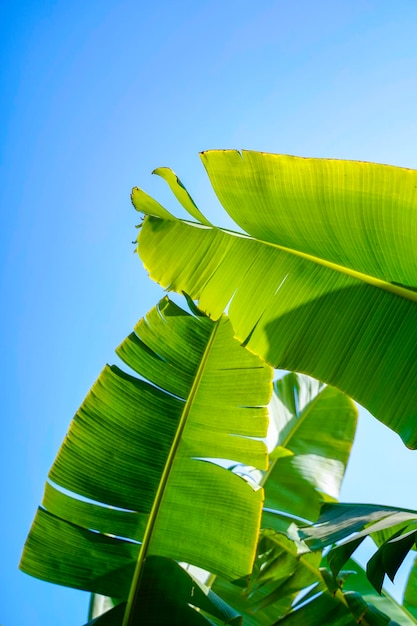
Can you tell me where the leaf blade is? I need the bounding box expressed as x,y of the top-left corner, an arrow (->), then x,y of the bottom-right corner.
21,297 -> 273,604
135,152 -> 417,446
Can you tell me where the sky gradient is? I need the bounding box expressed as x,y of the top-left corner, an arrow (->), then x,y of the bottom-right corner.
2,1 -> 417,623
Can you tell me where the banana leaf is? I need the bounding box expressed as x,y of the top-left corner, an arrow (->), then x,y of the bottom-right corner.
269,553 -> 417,625
132,150 -> 417,447
263,373 -> 357,521
213,529 -> 416,626
300,502 -> 417,592
20,297 -> 272,622
211,372 -> 357,624
84,557 -> 240,626
273,590 -> 396,626
212,529 -> 323,625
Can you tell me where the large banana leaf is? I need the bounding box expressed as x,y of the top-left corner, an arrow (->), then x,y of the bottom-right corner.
20,297 -> 272,620
132,150 -> 417,447
263,373 -> 357,521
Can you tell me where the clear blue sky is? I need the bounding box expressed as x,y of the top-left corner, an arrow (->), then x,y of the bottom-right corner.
2,1 -> 417,623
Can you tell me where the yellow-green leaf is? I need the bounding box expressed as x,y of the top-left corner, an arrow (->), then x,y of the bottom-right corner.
134,150 -> 417,447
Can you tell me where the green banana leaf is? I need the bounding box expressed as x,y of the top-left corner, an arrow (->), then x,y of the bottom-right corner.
228,372 -> 357,523
269,552 -> 417,625
210,372 -> 357,624
213,529 -> 416,626
300,503 -> 417,549
300,502 -> 417,592
84,557 -> 240,626
20,297 -> 272,620
132,150 -> 417,447
263,373 -> 357,521
212,529 -> 323,625
86,604 -> 219,626
273,590 -> 398,626
274,592 -> 357,626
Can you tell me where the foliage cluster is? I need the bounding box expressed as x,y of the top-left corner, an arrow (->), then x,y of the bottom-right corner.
20,151 -> 417,624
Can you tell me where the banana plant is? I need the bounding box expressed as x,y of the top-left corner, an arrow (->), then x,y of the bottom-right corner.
21,151 -> 417,624
20,296 -> 272,624
132,150 -> 417,448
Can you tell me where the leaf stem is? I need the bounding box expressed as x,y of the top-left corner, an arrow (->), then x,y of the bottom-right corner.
122,318 -> 221,626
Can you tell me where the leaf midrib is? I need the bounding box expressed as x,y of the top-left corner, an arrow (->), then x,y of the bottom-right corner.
122,317 -> 221,626
162,217 -> 417,304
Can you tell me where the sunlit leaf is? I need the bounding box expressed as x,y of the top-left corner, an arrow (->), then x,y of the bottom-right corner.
21,297 -> 272,607
133,150 -> 417,447
264,373 -> 357,521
